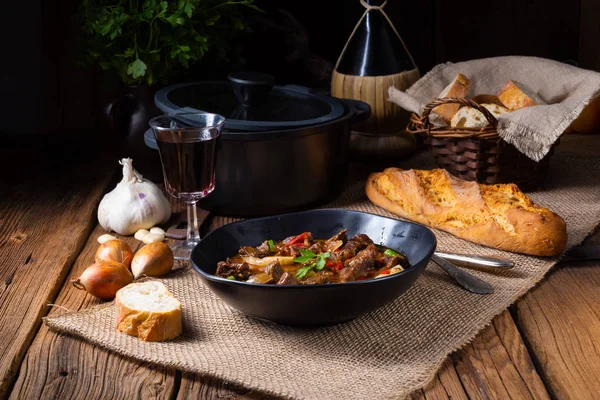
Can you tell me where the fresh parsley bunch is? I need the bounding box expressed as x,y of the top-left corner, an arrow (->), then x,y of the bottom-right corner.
79,0 -> 259,86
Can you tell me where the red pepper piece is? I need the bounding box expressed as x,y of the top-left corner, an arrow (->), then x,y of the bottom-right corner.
356,276 -> 367,281
283,232 -> 309,247
325,261 -> 337,268
381,270 -> 391,275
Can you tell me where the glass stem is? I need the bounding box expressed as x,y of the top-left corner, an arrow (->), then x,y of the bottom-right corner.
187,201 -> 201,244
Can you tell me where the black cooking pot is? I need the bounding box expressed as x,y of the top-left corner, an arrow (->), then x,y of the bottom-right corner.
144,72 -> 370,216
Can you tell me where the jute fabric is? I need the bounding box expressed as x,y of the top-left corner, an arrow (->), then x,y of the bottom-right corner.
46,152 -> 600,400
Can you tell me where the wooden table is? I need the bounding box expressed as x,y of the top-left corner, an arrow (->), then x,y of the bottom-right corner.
1,134 -> 599,400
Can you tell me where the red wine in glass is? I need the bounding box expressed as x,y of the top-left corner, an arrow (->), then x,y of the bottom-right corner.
154,130 -> 218,201
149,112 -> 225,260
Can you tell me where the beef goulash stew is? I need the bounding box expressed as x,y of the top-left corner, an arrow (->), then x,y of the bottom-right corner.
215,229 -> 411,285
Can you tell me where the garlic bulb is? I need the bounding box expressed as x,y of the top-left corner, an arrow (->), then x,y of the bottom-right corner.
98,158 -> 171,235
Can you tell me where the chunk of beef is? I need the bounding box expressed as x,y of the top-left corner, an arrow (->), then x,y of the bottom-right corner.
238,240 -> 272,258
301,271 -> 334,285
345,234 -> 373,253
339,244 -> 376,282
330,233 -> 374,263
278,245 -> 302,257
216,260 -> 251,280
264,261 -> 284,281
381,255 -> 402,270
308,242 -> 326,254
326,229 -> 348,245
277,272 -> 299,285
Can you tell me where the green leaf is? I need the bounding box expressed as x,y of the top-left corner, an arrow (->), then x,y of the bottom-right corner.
268,240 -> 275,251
299,249 -> 316,257
127,58 -> 147,79
183,1 -> 194,17
295,265 -> 313,280
315,257 -> 326,271
179,45 -> 190,52
293,255 -> 314,264
122,48 -> 135,57
321,252 -> 331,259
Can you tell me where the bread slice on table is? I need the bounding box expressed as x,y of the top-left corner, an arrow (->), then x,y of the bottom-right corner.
497,80 -> 546,110
432,73 -> 471,123
116,281 -> 182,342
365,168 -> 567,256
450,103 -> 509,128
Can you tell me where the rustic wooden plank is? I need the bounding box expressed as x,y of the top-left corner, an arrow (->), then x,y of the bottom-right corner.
0,154 -> 114,398
9,225 -> 177,400
451,310 -> 550,400
410,358 -> 469,400
515,261 -> 600,399
178,373 -> 276,400
410,310 -> 549,400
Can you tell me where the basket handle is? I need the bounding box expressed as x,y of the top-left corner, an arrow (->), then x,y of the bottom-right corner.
421,98 -> 499,130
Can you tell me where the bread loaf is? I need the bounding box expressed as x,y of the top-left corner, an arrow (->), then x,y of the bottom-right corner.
116,281 -> 182,342
497,80 -> 546,110
432,73 -> 471,122
450,103 -> 509,128
365,168 -> 567,256
566,96 -> 600,134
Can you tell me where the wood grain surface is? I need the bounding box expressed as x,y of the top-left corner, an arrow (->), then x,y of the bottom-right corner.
1,135 -> 599,399
9,226 -> 177,400
0,155 -> 114,398
515,265 -> 600,398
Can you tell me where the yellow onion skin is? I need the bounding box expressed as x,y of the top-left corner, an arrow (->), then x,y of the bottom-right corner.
72,262 -> 133,300
131,242 -> 174,279
94,239 -> 133,269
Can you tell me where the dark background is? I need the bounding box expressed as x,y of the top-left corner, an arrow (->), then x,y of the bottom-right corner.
2,0 -> 599,137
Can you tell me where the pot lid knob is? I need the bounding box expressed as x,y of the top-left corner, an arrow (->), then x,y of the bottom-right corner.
228,71 -> 276,107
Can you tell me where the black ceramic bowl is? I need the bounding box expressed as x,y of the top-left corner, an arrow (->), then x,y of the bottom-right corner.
190,209 -> 436,325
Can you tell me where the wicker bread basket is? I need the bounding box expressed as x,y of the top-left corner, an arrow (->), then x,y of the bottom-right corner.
406,98 -> 557,189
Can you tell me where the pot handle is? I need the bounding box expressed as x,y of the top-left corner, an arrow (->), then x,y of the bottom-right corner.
338,98 -> 371,124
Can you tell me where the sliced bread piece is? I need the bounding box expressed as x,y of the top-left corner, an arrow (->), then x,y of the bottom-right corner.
497,80 -> 546,110
432,73 -> 471,122
116,281 -> 182,342
450,103 -> 509,128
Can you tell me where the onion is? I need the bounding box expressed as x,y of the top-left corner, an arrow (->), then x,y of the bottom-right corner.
95,239 -> 133,269
246,273 -> 273,284
241,256 -> 295,267
71,262 -> 133,300
131,242 -> 174,279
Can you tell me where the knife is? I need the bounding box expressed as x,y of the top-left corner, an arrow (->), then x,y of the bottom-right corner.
431,254 -> 494,294
560,244 -> 600,263
435,251 -> 514,269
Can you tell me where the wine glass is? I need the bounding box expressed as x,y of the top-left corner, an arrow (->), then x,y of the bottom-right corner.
149,112 -> 225,260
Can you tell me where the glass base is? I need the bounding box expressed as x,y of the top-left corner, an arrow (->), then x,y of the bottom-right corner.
171,240 -> 200,261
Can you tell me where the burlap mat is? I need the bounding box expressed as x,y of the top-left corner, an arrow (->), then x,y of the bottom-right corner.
45,152 -> 600,400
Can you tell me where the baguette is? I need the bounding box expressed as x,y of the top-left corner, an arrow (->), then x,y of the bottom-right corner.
450,103 -> 509,128
116,281 -> 182,342
365,168 -> 567,256
432,73 -> 471,122
497,80 -> 546,110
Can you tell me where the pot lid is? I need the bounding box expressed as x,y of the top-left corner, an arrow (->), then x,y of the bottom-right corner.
154,72 -> 345,132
